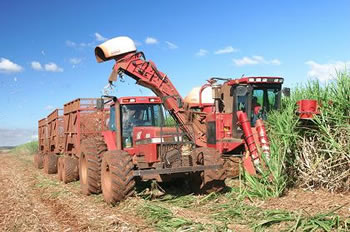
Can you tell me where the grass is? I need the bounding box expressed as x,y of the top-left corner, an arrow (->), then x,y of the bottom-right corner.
242,70 -> 350,198
138,203 -> 204,231
11,140 -> 38,155
135,188 -> 349,231
212,200 -> 349,231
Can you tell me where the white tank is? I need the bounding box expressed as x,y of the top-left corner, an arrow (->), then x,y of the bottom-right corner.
184,86 -> 214,104
95,36 -> 137,63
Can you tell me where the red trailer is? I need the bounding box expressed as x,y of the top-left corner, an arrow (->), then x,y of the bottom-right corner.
56,98 -> 109,183
34,118 -> 48,169
38,118 -> 48,154
47,109 -> 64,154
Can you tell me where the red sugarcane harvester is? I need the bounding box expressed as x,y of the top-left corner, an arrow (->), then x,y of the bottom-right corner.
94,36 -> 289,177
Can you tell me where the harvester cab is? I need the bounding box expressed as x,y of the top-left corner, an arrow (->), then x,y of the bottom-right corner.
217,77 -> 283,133
100,95 -> 180,153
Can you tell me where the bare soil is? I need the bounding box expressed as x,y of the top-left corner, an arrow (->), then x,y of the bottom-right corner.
0,152 -> 348,231
262,188 -> 350,217
0,153 -> 150,232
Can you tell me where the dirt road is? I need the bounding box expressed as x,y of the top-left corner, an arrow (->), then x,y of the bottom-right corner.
0,152 -> 150,232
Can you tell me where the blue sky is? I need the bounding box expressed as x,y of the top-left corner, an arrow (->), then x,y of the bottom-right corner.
0,0 -> 349,145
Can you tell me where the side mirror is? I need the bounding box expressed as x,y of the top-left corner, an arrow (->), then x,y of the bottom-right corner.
282,87 -> 291,97
96,98 -> 104,110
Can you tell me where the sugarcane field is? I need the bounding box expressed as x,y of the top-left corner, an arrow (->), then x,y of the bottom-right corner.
0,1 -> 349,231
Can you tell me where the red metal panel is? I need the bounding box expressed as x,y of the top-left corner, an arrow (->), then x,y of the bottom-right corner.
102,131 -> 117,151
132,127 -> 181,163
297,99 -> 319,119
118,96 -> 161,104
38,118 -> 48,154
63,98 -> 109,157
227,76 -> 283,85
47,109 -> 64,154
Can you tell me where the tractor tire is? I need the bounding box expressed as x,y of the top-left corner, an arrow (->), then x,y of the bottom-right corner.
190,147 -> 226,193
43,153 -> 58,174
57,156 -> 63,181
34,153 -> 44,169
62,156 -> 79,184
101,150 -> 135,205
79,138 -> 107,195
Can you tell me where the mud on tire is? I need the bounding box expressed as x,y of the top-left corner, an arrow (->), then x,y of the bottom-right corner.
34,153 -> 44,169
62,156 -> 79,184
79,138 -> 106,195
43,153 -> 58,174
101,150 -> 135,205
190,147 -> 226,193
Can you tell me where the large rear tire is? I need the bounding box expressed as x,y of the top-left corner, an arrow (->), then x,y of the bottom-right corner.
43,153 -> 58,174
34,153 -> 44,169
190,148 -> 226,193
62,156 -> 79,184
79,138 -> 106,195
101,150 -> 135,205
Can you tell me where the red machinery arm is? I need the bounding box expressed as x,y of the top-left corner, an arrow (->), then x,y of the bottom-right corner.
108,52 -> 207,147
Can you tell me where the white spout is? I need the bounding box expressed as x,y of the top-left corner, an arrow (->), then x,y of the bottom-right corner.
95,36 -> 137,63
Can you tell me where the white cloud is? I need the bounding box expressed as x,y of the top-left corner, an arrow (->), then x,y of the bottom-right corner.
45,105 -> 54,111
44,62 -> 63,72
270,59 -> 281,65
32,61 -> 64,72
69,58 -> 82,65
233,56 -> 281,66
95,32 -> 107,42
252,56 -> 264,62
66,40 -> 76,47
233,57 -> 259,66
145,37 -> 158,44
165,41 -> 178,49
196,49 -> 209,57
0,58 -> 23,73
215,46 -> 238,54
31,61 -> 43,71
305,60 -> 350,82
66,40 -> 93,48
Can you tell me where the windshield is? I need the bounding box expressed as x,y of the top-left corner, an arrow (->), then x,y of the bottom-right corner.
251,88 -> 280,126
252,88 -> 279,112
121,104 -> 163,147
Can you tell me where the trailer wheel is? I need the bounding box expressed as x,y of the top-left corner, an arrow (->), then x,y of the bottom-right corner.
190,148 -> 226,193
43,153 -> 58,174
62,156 -> 79,184
79,139 -> 106,195
57,157 -> 63,181
101,150 -> 135,205
34,153 -> 44,169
